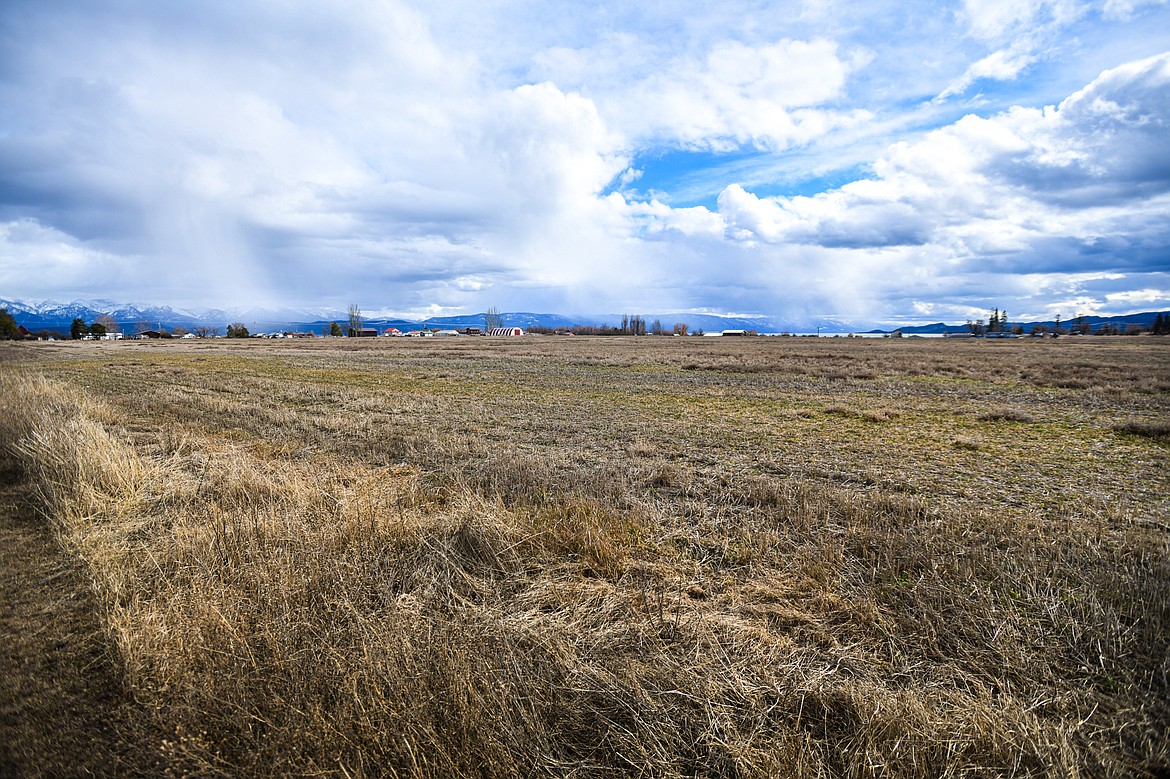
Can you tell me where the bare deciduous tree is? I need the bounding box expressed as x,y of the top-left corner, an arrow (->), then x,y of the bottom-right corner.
96,313 -> 118,335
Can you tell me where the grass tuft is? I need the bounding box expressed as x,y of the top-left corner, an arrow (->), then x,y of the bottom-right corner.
1114,418 -> 1170,443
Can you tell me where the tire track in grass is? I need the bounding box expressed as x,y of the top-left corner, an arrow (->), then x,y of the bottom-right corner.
0,477 -> 156,777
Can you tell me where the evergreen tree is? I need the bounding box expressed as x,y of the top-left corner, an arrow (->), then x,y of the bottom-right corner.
70,317 -> 88,340
0,308 -> 20,339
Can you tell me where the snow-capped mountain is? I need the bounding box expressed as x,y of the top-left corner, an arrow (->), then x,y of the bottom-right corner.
0,299 -> 347,332
0,298 -> 877,334
0,299 -> 204,331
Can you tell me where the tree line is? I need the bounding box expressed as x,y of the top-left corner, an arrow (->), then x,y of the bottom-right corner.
527,316 -> 698,336
1153,312 -> 1170,335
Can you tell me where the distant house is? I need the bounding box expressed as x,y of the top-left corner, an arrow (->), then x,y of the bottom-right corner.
460,327 -> 484,336
138,330 -> 172,339
383,327 -> 402,337
349,327 -> 379,337
488,327 -> 524,336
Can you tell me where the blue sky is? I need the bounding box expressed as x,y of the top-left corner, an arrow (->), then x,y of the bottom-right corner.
1,0 -> 1168,325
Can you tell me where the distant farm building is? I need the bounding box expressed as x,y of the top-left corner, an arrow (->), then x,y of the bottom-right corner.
349,327 -> 379,337
383,327 -> 402,337
488,327 -> 524,336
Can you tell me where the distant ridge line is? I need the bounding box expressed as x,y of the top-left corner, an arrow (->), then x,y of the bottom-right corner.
0,298 -> 865,334
3,298 -> 1165,336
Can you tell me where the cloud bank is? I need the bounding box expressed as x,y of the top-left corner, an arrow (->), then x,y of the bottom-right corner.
1,0 -> 1167,323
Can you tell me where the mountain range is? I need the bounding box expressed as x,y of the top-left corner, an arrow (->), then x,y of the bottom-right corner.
0,298 -> 868,335
2,298 -> 1165,336
873,311 -> 1167,335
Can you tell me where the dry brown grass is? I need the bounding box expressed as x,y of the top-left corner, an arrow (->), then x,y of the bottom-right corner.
1115,419 -> 1170,443
1,335 -> 1168,777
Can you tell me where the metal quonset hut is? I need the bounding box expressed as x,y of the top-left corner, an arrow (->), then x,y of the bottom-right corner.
488,327 -> 525,336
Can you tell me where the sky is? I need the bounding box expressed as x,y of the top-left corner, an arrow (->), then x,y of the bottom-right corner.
1,0 -> 1168,325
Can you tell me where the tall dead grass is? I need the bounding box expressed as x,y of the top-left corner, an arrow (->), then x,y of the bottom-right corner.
2,365 -> 1168,777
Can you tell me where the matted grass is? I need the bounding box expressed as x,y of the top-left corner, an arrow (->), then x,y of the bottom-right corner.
1,335 -> 1168,776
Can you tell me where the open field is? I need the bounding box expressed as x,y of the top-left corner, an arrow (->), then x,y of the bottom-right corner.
2,335 -> 1168,777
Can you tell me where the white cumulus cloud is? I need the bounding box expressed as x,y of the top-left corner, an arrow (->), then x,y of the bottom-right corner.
614,38 -> 871,151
